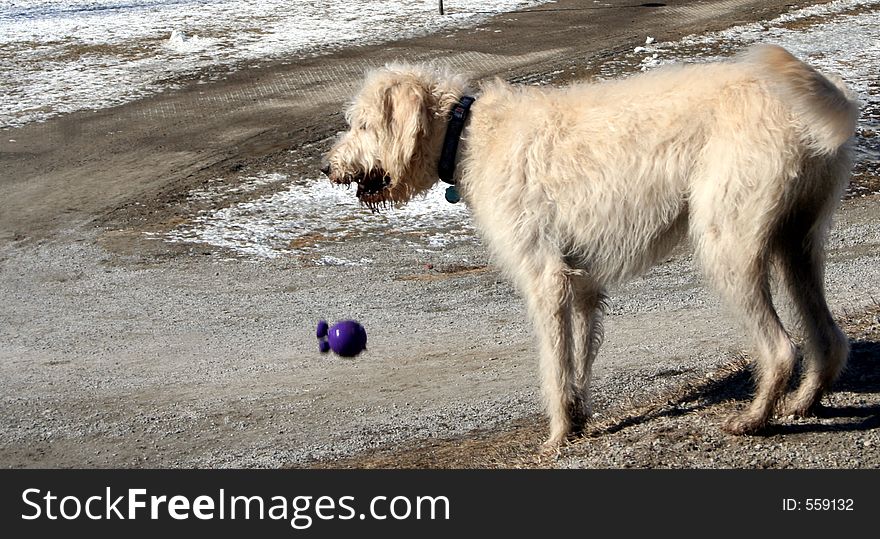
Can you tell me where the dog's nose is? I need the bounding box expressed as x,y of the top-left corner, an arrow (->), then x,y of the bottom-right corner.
320,163 -> 331,177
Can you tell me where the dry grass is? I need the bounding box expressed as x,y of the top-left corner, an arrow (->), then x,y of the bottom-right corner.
395,264 -> 490,282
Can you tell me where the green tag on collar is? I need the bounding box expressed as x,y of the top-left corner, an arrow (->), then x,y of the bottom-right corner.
445,185 -> 461,204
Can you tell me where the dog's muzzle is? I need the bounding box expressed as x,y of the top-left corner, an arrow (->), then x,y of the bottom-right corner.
354,169 -> 391,198
322,165 -> 391,211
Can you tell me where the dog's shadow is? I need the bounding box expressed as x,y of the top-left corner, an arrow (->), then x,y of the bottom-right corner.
585,339 -> 880,437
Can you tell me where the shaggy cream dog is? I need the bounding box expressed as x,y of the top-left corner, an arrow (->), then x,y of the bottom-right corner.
322,45 -> 859,447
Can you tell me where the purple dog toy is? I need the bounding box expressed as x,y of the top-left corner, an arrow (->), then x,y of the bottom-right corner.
317,319 -> 367,357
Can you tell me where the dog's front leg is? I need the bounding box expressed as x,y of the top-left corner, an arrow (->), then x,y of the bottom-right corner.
523,259 -> 578,448
570,277 -> 606,430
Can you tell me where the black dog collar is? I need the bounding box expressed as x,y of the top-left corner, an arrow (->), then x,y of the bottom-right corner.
438,96 -> 475,185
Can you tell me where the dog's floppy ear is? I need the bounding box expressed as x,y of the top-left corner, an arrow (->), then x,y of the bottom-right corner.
380,79 -> 431,180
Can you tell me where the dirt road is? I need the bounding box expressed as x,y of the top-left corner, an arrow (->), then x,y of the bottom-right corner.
1,0 -> 878,468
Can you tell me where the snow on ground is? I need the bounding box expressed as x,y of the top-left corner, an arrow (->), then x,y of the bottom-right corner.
162,0 -> 880,262
0,0 -> 553,128
161,173 -> 474,262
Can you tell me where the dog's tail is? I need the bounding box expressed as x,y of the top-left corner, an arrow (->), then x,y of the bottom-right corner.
743,44 -> 859,156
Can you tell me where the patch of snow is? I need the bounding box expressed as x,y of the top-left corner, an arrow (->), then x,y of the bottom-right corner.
164,172 -> 474,260
0,0 -> 554,128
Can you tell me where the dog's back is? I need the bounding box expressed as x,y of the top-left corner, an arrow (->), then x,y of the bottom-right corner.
463,45 -> 858,285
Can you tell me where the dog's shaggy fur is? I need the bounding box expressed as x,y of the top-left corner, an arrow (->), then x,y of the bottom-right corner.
323,45 -> 859,446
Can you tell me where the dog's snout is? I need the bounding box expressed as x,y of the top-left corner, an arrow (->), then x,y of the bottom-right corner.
320,163 -> 331,177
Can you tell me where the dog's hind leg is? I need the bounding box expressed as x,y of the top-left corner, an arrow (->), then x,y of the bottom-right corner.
776,233 -> 849,417
694,225 -> 798,435
569,274 -> 606,431
521,257 -> 580,447
774,166 -> 850,417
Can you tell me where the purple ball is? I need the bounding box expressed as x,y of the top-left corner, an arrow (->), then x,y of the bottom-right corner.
327,320 -> 367,357
316,320 -> 329,339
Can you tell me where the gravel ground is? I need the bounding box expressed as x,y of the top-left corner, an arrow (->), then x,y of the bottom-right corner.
1,195 -> 877,468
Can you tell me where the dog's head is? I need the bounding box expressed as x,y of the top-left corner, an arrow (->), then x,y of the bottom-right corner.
322,65 -> 468,211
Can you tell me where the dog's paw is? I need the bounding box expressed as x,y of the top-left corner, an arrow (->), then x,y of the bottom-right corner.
782,388 -> 828,418
539,429 -> 571,455
782,399 -> 825,419
568,414 -> 591,436
721,413 -> 768,435
538,442 -> 562,459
